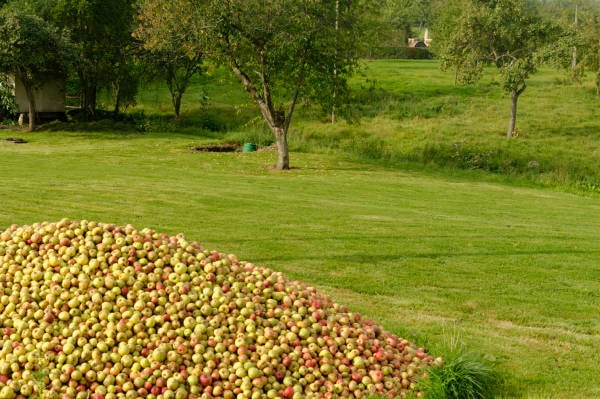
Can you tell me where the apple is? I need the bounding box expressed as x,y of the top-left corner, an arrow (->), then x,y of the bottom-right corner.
0,220 -> 436,399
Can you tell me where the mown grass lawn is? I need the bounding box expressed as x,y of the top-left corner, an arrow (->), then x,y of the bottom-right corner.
1,130 -> 599,398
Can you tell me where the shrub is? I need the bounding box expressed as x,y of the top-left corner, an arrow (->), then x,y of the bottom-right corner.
0,75 -> 17,121
419,351 -> 499,399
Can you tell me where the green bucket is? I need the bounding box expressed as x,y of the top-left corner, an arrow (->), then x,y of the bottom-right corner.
242,143 -> 257,153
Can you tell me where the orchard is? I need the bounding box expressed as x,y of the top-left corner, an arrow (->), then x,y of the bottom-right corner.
0,220 -> 437,399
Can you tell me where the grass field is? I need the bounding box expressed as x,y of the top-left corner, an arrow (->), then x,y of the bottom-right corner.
294,60 -> 600,194
100,60 -> 600,196
2,59 -> 600,397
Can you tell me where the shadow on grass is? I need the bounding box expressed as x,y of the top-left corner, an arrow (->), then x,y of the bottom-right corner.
34,104 -> 255,139
248,246 -> 598,265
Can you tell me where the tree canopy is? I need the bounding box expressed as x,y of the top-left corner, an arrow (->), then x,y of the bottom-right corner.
134,0 -> 208,120
0,8 -> 73,131
50,0 -> 137,117
432,0 -> 554,137
207,0 -> 366,169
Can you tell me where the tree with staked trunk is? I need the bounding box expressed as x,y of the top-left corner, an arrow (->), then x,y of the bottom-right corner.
207,0 -> 366,170
0,9 -> 73,131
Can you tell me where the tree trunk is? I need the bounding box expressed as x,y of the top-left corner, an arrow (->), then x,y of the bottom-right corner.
172,92 -> 182,121
596,62 -> 600,96
273,126 -> 290,170
572,4 -> 578,71
22,82 -> 37,132
83,83 -> 97,119
166,68 -> 189,121
113,82 -> 121,115
27,97 -> 36,132
507,89 -> 519,138
230,63 -> 297,170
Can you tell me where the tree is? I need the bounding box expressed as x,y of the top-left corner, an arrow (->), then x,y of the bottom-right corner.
431,0 -> 482,85
386,0 -> 433,30
51,0 -> 136,118
133,0 -> 207,120
433,0 -> 553,137
207,0 -> 365,170
539,1 -> 600,90
0,9 -> 73,131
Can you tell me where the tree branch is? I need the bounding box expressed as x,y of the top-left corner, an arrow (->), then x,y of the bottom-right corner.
284,89 -> 299,132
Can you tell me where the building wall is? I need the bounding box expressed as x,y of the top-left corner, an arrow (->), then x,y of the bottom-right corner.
14,77 -> 66,114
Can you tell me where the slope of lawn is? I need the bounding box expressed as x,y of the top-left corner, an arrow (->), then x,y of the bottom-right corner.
1,129 -> 600,398
293,60 -> 600,194
101,59 -> 600,196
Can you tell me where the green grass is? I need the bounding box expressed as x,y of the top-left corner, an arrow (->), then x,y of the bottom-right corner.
292,60 -> 600,193
419,352 -> 498,399
1,130 -> 600,397
96,59 -> 600,194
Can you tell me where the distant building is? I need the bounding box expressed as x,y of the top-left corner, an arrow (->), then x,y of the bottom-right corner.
408,28 -> 432,48
13,75 -> 67,123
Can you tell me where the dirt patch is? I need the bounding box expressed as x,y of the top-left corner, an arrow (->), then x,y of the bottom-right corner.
3,137 -> 28,144
190,143 -> 240,152
257,144 -> 277,152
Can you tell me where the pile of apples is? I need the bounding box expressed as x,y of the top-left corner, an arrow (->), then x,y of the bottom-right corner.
0,220 -> 436,399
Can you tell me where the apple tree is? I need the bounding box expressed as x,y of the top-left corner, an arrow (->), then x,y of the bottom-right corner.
541,1 -> 600,93
206,0 -> 367,170
432,0 -> 553,137
133,0 -> 207,120
0,9 -> 73,131
430,0 -> 484,85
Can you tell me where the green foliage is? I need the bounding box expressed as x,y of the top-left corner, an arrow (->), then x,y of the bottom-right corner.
432,0 -> 556,136
0,8 -> 74,129
431,0 -> 484,85
50,0 -> 137,116
134,0 -> 207,119
0,75 -> 16,120
207,0 -> 369,168
111,59 -> 140,113
362,0 -> 434,58
0,9 -> 73,77
210,0 -> 364,110
419,352 -> 498,399
535,0 -> 600,85
417,325 -> 501,398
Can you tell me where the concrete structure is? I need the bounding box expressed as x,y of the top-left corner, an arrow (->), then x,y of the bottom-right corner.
14,75 -> 67,122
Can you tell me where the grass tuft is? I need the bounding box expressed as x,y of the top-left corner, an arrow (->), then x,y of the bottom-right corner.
419,352 -> 499,399
418,326 -> 500,399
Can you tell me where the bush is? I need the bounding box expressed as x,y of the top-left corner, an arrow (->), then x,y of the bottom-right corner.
364,46 -> 433,60
416,326 -> 500,399
419,351 -> 499,399
0,75 -> 17,121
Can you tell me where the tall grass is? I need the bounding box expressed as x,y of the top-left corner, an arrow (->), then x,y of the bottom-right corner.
418,326 -> 500,399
